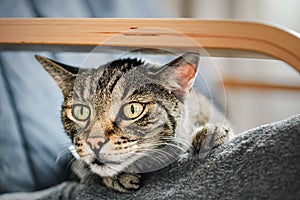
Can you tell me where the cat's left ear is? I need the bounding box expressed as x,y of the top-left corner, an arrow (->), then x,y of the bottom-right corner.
35,55 -> 79,97
160,52 -> 200,100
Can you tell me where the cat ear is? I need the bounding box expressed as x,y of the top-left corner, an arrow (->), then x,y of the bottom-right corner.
35,55 -> 78,97
160,52 -> 200,100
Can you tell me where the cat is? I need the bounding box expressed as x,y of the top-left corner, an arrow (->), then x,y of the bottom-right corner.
35,52 -> 233,193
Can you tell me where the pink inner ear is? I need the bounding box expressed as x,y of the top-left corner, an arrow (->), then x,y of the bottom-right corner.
175,63 -> 197,92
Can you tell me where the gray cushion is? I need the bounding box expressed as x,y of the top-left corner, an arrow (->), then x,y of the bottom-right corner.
1,114 -> 299,199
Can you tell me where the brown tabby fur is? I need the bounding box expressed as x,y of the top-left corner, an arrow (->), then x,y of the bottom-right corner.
35,53 -> 233,193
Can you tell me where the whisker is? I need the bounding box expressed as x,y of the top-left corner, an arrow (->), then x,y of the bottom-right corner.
139,139 -> 191,154
131,151 -> 166,169
55,150 -> 71,164
136,148 -> 173,161
135,145 -> 180,163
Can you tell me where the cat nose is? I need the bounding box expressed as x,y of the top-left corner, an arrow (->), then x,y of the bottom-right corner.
87,137 -> 108,152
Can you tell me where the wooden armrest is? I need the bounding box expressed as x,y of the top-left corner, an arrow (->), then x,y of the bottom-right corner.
0,18 -> 299,72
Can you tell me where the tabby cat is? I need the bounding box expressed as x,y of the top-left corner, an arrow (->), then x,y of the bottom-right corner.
35,52 -> 233,193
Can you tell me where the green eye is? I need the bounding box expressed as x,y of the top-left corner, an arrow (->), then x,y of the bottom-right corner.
123,103 -> 144,119
72,104 -> 91,121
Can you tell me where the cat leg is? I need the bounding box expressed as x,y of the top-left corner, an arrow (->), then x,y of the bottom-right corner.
102,172 -> 141,193
192,123 -> 234,154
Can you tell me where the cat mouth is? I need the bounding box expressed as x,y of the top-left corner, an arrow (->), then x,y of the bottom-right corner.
91,158 -> 121,166
91,159 -> 105,166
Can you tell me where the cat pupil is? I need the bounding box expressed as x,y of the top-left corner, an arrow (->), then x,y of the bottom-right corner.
131,105 -> 135,114
80,106 -> 84,115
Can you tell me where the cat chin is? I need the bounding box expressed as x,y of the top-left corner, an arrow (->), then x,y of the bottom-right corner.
90,163 -> 124,177
88,155 -> 143,177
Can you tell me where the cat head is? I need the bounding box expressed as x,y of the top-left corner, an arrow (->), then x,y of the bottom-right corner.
35,53 -> 199,176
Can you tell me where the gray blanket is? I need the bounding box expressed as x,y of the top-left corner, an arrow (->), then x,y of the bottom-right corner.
1,114 -> 300,200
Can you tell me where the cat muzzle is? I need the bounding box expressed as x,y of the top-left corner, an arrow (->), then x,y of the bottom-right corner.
87,137 -> 109,152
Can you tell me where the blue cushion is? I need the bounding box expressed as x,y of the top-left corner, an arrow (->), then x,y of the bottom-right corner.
0,52 -> 72,192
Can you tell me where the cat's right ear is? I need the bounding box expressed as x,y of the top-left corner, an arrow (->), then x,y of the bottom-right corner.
35,55 -> 78,97
158,52 -> 200,101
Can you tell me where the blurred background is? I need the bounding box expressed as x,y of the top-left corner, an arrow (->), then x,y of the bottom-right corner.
183,0 -> 300,132
0,0 -> 299,193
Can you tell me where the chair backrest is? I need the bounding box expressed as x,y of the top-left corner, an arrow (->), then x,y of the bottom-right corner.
0,19 -> 299,72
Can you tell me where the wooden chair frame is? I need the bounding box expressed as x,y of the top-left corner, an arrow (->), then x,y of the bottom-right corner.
0,18 -> 299,84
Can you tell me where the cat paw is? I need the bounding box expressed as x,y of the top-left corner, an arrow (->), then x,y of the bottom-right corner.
103,172 -> 141,193
192,123 -> 234,154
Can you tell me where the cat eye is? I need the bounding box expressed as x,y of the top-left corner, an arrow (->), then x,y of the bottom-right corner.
123,102 -> 145,120
72,104 -> 91,121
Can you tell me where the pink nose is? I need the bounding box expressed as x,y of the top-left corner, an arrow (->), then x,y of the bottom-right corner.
87,137 -> 106,150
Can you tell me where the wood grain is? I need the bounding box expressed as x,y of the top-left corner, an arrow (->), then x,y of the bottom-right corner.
223,78 -> 300,91
0,18 -> 299,72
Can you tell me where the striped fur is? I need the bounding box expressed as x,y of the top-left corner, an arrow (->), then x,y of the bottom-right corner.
35,53 -> 233,191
